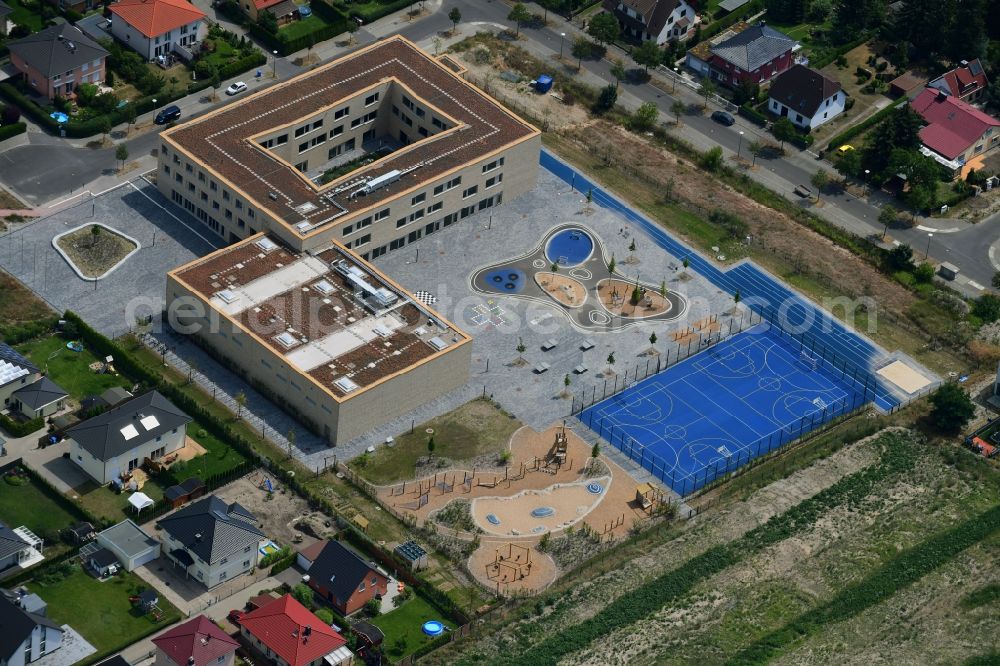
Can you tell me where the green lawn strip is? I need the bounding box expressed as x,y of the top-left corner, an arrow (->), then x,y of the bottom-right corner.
28,563 -> 181,654
726,503 -> 1000,665
486,432 -> 920,666
373,593 -> 450,662
16,336 -> 132,398
350,398 -> 520,485
0,475 -> 79,550
4,0 -> 44,30
280,15 -> 330,41
964,653 -> 1000,665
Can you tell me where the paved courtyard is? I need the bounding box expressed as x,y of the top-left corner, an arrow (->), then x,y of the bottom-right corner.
0,176 -> 222,336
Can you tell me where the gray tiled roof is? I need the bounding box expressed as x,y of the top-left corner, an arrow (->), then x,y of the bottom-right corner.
0,521 -> 29,561
304,540 -> 379,604
66,390 -> 191,462
11,376 -> 68,410
710,23 -> 795,72
8,23 -> 108,79
157,496 -> 263,565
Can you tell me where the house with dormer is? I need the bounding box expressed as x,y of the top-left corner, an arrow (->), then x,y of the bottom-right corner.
602,0 -> 698,44
7,23 -> 108,100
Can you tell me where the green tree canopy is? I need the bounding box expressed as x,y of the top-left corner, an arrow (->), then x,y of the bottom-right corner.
507,3 -> 531,36
633,39 -> 662,72
928,383 -> 975,434
588,12 -> 619,45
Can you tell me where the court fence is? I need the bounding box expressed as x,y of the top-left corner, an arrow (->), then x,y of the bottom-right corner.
569,308 -> 767,415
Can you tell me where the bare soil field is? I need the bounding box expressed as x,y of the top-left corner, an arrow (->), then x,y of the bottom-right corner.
0,269 -> 53,329
214,474 -> 324,551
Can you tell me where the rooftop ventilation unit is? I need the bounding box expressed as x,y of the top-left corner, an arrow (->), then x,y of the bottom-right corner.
428,336 -> 449,351
373,325 -> 392,338
295,221 -> 313,233
295,202 -> 318,214
268,192 -> 279,201
350,170 -> 400,197
216,289 -> 240,304
313,280 -> 335,295
334,376 -> 359,393
255,237 -> 278,253
333,260 -> 398,310
276,331 -> 299,348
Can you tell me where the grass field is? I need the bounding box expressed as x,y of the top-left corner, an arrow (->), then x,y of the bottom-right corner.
73,477 -> 165,524
349,398 -> 521,485
0,270 -> 53,329
0,472 -> 79,552
374,593 -> 450,662
28,563 -> 181,654
16,335 -> 133,399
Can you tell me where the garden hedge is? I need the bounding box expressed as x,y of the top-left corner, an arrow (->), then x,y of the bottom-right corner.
695,0 -> 764,45
332,0 -> 410,22
825,99 -> 907,152
0,122 -> 27,142
0,414 -> 44,437
738,104 -> 767,127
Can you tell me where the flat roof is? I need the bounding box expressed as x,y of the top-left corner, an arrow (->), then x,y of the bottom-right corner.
97,519 -> 159,558
170,234 -> 470,400
163,36 -> 537,239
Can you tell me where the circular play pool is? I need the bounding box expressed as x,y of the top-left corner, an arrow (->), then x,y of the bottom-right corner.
545,228 -> 594,267
586,482 -> 604,495
482,267 -> 525,293
422,621 -> 445,637
530,506 -> 555,518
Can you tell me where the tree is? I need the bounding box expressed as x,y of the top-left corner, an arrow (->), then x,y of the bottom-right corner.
588,12 -> 619,45
591,442 -> 600,459
747,140 -> 762,167
115,143 -> 129,171
698,77 -> 716,108
913,262 -> 935,283
516,337 -> 526,363
235,390 -> 247,419
448,6 -> 461,33
927,383 -> 975,434
538,0 -> 559,22
90,224 -> 101,247
832,0 -> 886,37
426,435 -> 435,460
292,583 -> 313,607
125,103 -> 137,136
100,117 -> 112,145
884,244 -> 915,272
734,289 -> 741,304
631,101 -> 657,131
571,37 -> 591,69
607,254 -> 616,275
564,373 -> 571,390
257,10 -> 278,35
879,205 -> 897,239
286,428 -> 296,459
836,147 -> 862,179
633,39 -> 661,73
670,99 -> 685,125
659,279 -> 667,297
861,107 -> 923,176
772,117 -> 797,150
992,270 -> 1000,290
365,597 -> 381,616
972,293 -> 1000,323
507,3 -> 531,37
593,84 -> 618,113
610,60 -> 626,90
683,256 -> 689,270
606,351 -> 616,371
810,169 -> 829,201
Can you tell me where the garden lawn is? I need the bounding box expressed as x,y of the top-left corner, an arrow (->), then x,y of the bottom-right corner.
373,594 -> 449,662
28,564 -> 181,654
74,478 -> 166,524
349,398 -> 521,485
279,15 -> 336,42
161,422 -> 252,484
0,473 -> 80,542
16,335 -> 132,399
3,0 -> 44,31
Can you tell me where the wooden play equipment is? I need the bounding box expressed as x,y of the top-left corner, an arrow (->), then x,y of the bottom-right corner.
635,482 -> 664,514
547,423 -> 569,467
486,543 -> 533,595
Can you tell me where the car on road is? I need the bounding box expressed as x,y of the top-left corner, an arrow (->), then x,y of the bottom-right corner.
226,81 -> 248,96
711,110 -> 735,126
154,105 -> 181,125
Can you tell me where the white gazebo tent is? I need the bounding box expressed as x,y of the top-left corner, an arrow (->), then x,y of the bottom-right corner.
128,492 -> 154,514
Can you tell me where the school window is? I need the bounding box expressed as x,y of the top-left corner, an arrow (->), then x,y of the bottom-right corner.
365,92 -> 379,106
418,127 -> 429,138
409,209 -> 424,222
330,125 -> 344,138
482,157 -> 505,173
355,234 -> 371,247
408,228 -> 422,243
235,199 -> 242,209
363,128 -> 376,142
276,134 -> 288,145
462,185 -> 478,199
415,106 -> 425,118
433,176 -> 461,196
402,95 -> 413,110
396,217 -> 407,228
260,138 -> 274,148
428,201 -> 443,213
442,212 -> 458,227
375,207 -> 390,221
344,138 -> 356,151
411,192 -> 426,206
174,172 -> 182,183
486,173 -> 503,188
211,200 -> 218,209
402,114 -> 413,126
391,105 -> 400,116
390,237 -> 406,250
294,161 -> 307,172
334,106 -> 350,119
164,165 -> 171,175
460,205 -> 475,218
209,181 -> 217,191
357,216 -> 372,229
223,190 -> 230,201
432,117 -> 445,130
342,224 -> 354,236
198,171 -> 206,182
371,244 -> 387,259
351,117 -> 362,129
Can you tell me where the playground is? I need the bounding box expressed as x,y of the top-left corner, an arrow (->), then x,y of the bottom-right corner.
471,478 -> 611,536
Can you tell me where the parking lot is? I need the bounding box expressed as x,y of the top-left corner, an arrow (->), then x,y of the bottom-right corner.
0,176 -> 222,335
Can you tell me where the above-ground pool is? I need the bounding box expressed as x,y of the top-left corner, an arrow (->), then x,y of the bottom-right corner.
481,267 -> 526,293
422,621 -> 445,637
546,228 -> 594,267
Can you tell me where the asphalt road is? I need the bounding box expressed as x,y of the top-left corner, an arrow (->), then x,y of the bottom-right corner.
0,0 -> 995,287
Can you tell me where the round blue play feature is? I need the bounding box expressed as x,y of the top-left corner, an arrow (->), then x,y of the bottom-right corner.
586,482 -> 604,494
422,621 -> 445,637
530,506 -> 554,518
298,4 -> 312,15
545,228 -> 594,267
482,267 -> 525,293
486,513 -> 501,525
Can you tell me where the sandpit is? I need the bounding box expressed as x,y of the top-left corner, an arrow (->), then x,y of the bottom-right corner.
597,278 -> 671,318
471,477 -> 611,536
876,360 -> 933,394
535,272 -> 587,307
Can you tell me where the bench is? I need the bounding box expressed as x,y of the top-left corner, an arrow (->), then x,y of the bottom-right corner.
580,340 -> 595,351
534,362 -> 551,374
573,364 -> 588,375
541,338 -> 558,351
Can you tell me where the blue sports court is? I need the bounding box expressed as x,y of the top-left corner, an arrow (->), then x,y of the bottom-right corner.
579,324 -> 869,495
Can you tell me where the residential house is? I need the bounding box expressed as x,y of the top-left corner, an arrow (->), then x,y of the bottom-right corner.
239,594 -> 353,666
9,377 -> 68,420
7,23 -> 108,100
239,0 -> 299,24
109,0 -> 207,61
911,87 -> 1000,167
0,2 -> 12,37
152,615 -> 239,666
297,540 -> 388,616
66,390 -> 191,485
0,344 -> 40,409
768,64 -> 844,130
0,522 -> 43,574
601,0 -> 698,44
157,495 -> 265,589
686,22 -> 798,87
0,589 -> 64,666
928,59 -> 989,103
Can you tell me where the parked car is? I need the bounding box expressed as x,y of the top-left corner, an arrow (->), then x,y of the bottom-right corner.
711,110 -> 735,126
226,81 -> 248,96
154,105 -> 181,125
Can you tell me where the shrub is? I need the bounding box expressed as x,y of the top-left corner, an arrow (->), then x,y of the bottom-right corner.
592,84 -> 617,114
0,413 -> 43,437
0,122 -> 27,142
292,583 -> 314,608
699,146 -> 724,172
1,105 -> 20,124
364,597 -> 381,617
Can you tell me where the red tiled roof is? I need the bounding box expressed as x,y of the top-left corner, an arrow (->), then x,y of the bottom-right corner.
240,594 -> 347,666
152,615 -> 239,666
109,0 -> 205,39
930,59 -> 989,98
254,0 -> 286,10
911,87 -> 1000,160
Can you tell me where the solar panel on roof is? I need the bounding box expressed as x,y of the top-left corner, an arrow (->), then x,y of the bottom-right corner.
0,360 -> 29,386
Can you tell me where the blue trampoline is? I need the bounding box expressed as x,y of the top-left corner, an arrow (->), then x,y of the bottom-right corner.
580,324 -> 867,495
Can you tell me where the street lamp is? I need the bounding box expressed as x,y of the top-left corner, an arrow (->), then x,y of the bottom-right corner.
672,66 -> 679,93
864,169 -> 870,196
924,232 -> 933,260
737,130 -> 744,160
559,32 -> 566,58
273,50 -> 278,78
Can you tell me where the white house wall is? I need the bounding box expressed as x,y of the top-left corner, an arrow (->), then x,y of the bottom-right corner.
110,18 -> 206,60
769,91 -> 845,130
70,427 -> 186,484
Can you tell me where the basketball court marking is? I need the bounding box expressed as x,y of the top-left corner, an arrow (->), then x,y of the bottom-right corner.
580,325 -> 864,495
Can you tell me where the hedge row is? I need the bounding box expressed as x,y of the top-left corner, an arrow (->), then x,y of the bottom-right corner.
241,2 -> 351,56
824,99 -> 907,152
738,103 -> 767,127
218,52 -> 267,80
332,0 -> 410,22
0,122 -> 26,142
0,317 -> 60,346
0,414 -> 44,437
507,432 -> 922,666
